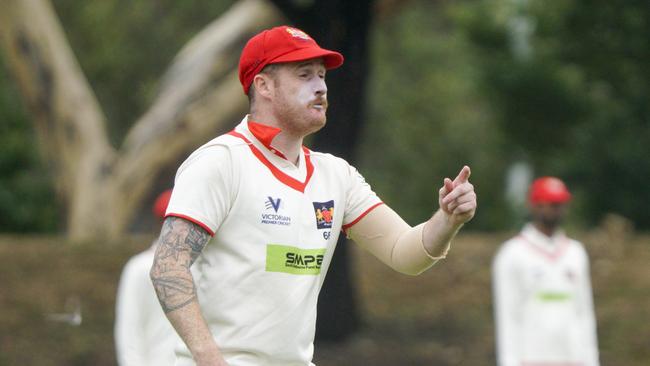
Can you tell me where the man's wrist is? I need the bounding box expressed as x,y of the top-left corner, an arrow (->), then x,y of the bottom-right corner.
436,208 -> 465,233
422,210 -> 462,258
193,345 -> 225,365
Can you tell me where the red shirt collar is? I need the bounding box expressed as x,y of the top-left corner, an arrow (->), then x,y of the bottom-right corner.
247,120 -> 286,159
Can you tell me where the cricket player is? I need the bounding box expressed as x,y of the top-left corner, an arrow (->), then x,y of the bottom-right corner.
115,190 -> 181,366
493,177 -> 599,366
150,25 -> 477,366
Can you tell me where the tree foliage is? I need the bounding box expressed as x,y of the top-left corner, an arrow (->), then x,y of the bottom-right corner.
1,0 -> 648,232
0,58 -> 57,232
457,0 -> 650,228
362,0 -> 510,230
0,0 -> 275,237
0,0 -> 239,233
52,0 -> 237,145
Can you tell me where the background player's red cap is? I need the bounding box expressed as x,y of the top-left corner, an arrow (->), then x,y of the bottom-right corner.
152,189 -> 173,218
238,25 -> 344,95
528,177 -> 572,204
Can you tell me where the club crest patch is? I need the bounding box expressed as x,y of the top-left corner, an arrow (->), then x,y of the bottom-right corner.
313,200 -> 334,230
286,27 -> 311,40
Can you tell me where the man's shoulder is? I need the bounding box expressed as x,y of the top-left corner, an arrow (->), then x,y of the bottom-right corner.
308,149 -> 342,160
307,149 -> 352,170
495,234 -> 527,258
174,136 -> 240,179
183,133 -> 247,163
564,236 -> 589,257
563,234 -> 583,245
199,132 -> 248,151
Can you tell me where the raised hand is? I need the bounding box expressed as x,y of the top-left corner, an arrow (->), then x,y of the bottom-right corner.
438,165 -> 477,226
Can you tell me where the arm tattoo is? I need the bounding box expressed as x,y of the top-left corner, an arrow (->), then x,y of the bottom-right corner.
150,217 -> 210,313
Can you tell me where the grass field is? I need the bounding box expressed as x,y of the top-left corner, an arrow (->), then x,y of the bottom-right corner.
1,221 -> 648,365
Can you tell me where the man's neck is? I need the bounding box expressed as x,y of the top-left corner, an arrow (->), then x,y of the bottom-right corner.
532,222 -> 558,238
271,131 -> 303,166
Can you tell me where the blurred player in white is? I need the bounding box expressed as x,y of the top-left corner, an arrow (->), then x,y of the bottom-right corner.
150,25 -> 477,366
115,190 -> 181,366
493,177 -> 599,366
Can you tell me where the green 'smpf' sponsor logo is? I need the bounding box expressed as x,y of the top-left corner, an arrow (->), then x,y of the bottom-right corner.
537,292 -> 572,302
266,245 -> 326,275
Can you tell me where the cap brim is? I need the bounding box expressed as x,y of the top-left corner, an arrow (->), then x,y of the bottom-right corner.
531,193 -> 572,204
271,47 -> 344,69
550,194 -> 572,203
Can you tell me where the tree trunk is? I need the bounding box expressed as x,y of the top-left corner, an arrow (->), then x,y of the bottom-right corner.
0,0 -> 115,240
269,0 -> 376,342
0,0 -> 283,241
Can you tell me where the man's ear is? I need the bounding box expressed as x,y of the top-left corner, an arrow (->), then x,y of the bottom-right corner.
252,73 -> 273,99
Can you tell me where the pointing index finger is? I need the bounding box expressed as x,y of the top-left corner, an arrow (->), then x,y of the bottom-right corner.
453,165 -> 471,185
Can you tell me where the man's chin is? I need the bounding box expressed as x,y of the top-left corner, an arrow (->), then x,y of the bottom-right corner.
284,116 -> 326,137
540,218 -> 563,230
307,118 -> 326,134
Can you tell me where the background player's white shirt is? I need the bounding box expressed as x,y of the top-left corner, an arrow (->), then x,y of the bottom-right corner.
492,224 -> 600,366
166,116 -> 382,366
115,244 -> 181,366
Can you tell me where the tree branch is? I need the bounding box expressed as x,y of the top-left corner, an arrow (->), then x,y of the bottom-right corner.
122,0 -> 284,154
107,0 -> 285,237
0,0 -> 286,239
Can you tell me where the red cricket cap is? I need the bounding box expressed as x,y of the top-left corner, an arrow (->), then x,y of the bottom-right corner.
529,177 -> 572,204
238,25 -> 344,95
152,189 -> 173,218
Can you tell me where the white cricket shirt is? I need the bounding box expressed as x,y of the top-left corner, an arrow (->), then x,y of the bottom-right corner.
115,244 -> 181,366
492,224 -> 600,366
166,116 -> 383,366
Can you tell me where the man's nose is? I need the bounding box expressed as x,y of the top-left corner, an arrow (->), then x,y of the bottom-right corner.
314,78 -> 327,96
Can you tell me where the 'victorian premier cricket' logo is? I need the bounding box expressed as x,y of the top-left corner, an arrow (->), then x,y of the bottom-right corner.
261,196 -> 291,226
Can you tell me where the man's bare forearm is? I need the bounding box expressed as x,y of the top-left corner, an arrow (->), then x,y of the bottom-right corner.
151,217 -> 208,312
150,217 -> 228,365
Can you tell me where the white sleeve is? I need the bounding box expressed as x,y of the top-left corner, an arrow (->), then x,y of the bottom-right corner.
341,163 -> 383,232
114,255 -> 150,366
576,245 -> 600,366
493,245 -> 522,366
166,144 -> 234,235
